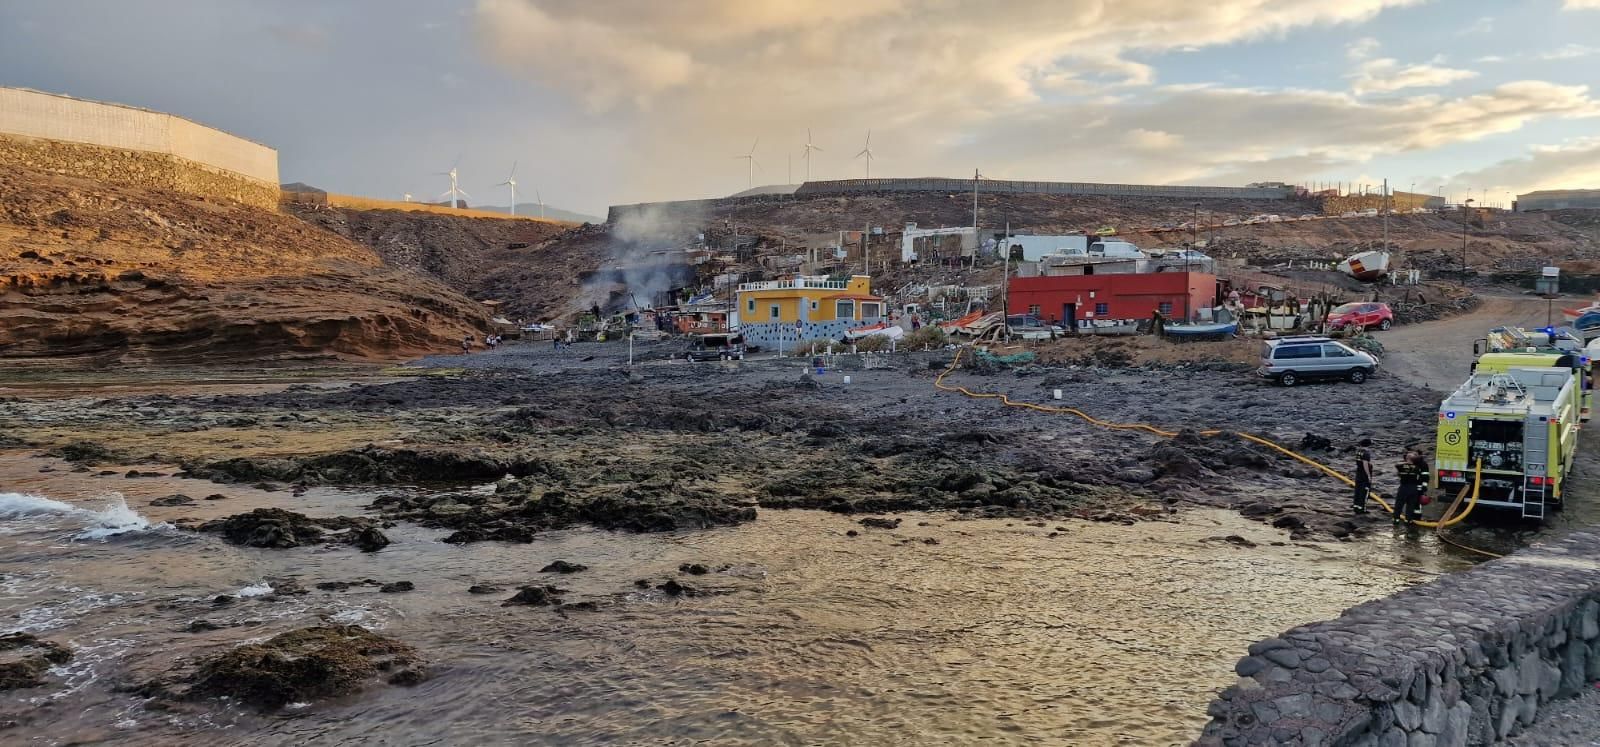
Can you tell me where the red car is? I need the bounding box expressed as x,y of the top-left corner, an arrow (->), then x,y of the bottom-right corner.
1327,302 -> 1393,331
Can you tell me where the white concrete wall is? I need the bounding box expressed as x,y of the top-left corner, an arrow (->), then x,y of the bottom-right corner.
0,87 -> 277,185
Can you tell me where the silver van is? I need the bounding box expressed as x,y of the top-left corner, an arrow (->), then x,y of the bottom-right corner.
1258,336 -> 1378,386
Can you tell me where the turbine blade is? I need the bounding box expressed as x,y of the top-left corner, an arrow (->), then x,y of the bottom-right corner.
750,136 -> 759,153
865,129 -> 872,146
510,160 -> 517,178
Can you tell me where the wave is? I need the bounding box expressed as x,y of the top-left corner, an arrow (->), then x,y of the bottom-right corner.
0,491 -> 161,540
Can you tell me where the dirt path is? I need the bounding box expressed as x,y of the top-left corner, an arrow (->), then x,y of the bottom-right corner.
1380,294 -> 1560,391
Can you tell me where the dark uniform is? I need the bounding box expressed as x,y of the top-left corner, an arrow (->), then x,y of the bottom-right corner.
1393,458 -> 1428,522
1351,446 -> 1373,513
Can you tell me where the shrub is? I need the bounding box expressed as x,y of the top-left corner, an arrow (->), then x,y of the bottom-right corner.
790,338 -> 840,356
903,326 -> 949,350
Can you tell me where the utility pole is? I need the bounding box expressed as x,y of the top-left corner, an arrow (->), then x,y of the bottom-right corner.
1382,178 -> 1389,253
1001,220 -> 1010,340
972,168 -> 981,237
1461,198 -> 1475,271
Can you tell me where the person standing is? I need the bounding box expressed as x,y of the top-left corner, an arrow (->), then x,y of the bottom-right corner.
461,334 -> 472,354
1393,450 -> 1429,524
1351,438 -> 1374,514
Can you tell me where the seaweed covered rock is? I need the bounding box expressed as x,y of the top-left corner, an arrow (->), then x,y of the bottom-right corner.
0,633 -> 72,690
46,440 -> 130,466
376,483 -> 758,544
181,445 -> 555,486
195,508 -> 378,549
142,625 -> 424,710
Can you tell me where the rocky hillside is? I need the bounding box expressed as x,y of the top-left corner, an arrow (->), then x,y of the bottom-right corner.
0,166 -> 491,365
286,204 -> 597,322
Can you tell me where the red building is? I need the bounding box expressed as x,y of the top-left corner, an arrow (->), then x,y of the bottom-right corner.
1008,272 -> 1216,324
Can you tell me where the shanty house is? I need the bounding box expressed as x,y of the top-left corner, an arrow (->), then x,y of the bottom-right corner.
1008,272 -> 1216,326
735,275 -> 883,349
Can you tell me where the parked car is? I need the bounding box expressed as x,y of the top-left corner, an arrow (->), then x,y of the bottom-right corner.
1298,213 -> 1319,220
1326,302 -> 1394,331
1223,218 -> 1241,226
1258,336 -> 1379,386
1165,249 -> 1212,262
685,333 -> 745,361
1095,226 -> 1117,236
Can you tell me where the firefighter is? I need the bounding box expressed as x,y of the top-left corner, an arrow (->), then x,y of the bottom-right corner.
1393,450 -> 1429,524
1351,438 -> 1374,515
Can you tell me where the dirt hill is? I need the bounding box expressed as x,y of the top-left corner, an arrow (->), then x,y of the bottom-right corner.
0,166 -> 491,365
285,204 -> 595,322
286,191 -> 1600,328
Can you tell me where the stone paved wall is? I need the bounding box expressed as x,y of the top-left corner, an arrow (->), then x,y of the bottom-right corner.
1194,529 -> 1600,746
741,319 -> 867,350
0,133 -> 278,211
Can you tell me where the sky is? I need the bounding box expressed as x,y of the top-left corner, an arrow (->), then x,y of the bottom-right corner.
3,0 -> 1599,215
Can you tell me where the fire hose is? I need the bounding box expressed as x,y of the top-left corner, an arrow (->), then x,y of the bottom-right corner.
933,348 -> 1501,559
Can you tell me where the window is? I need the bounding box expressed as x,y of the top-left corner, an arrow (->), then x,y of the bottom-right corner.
836,300 -> 856,319
861,302 -> 882,320
1158,301 -> 1173,315
1323,344 -> 1355,358
1027,305 -> 1041,316
769,304 -> 780,320
811,300 -> 818,310
1274,345 -> 1322,360
1095,303 -> 1109,315
747,299 -> 755,313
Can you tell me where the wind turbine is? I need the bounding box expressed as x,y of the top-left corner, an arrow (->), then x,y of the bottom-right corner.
802,128 -> 823,181
855,130 -> 874,179
734,137 -> 760,190
496,161 -> 518,216
435,157 -> 468,208
535,188 -> 544,220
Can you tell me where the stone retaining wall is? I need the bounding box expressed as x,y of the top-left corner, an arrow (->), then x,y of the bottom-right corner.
1194,530 -> 1600,746
0,133 -> 278,211
0,87 -> 278,210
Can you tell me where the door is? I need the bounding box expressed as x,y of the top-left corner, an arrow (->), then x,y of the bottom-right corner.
1063,303 -> 1078,333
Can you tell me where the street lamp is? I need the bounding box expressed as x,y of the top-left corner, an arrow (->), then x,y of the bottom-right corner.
1461,198 -> 1475,271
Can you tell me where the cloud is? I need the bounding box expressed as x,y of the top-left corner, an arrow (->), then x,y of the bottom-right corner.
465,0 -> 1595,203
1564,0 -> 1600,9
1461,16 -> 1494,34
472,0 -> 695,111
1125,129 -> 1182,151
1345,40 -> 1477,94
1349,58 -> 1478,94
1437,137 -> 1600,198
1540,44 -> 1600,60
1347,37 -> 1381,60
945,82 -> 1600,189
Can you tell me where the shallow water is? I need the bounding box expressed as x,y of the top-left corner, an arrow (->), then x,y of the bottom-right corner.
0,452 -> 1462,746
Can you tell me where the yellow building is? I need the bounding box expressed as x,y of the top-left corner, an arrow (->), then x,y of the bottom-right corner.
735,275 -> 883,348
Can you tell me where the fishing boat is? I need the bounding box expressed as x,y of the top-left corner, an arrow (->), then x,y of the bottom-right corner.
844,321 -> 904,341
1336,250 -> 1391,282
1162,321 -> 1238,340
1562,300 -> 1600,323
1077,320 -> 1141,336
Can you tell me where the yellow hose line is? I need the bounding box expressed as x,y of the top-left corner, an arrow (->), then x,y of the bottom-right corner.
935,348 -> 1504,559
